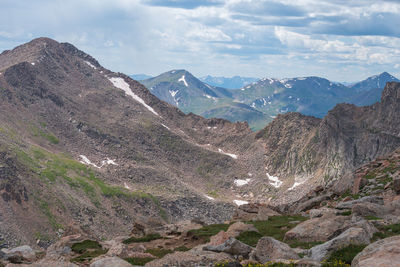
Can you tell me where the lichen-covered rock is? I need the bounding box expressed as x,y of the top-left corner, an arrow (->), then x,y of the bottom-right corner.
250,237 -> 299,263
144,246 -> 234,267
352,236 -> 400,267
203,237 -> 253,257
309,227 -> 371,262
284,214 -> 351,242
90,256 -> 132,267
226,222 -> 259,238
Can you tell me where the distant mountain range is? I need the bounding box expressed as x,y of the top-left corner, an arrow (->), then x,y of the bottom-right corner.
199,75 -> 259,89
140,71 -> 400,130
130,73 -> 153,80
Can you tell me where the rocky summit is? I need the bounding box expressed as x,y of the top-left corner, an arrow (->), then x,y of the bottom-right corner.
0,38 -> 400,266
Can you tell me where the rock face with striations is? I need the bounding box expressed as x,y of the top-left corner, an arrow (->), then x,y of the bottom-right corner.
257,82 -> 400,207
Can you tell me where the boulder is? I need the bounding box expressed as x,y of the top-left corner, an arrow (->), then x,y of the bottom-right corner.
203,237 -> 253,258
2,245 -> 36,263
44,234 -> 85,261
309,207 -> 338,218
90,256 -> 132,267
351,202 -> 389,218
309,227 -> 371,262
144,247 -> 234,267
284,214 -> 351,243
336,196 -> 384,210
292,194 -> 331,213
208,231 -> 230,246
250,237 -> 299,263
352,236 -> 400,267
6,262 -> 78,267
226,222 -> 259,238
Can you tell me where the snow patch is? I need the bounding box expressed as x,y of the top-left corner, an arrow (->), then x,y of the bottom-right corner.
79,155 -> 101,168
31,62 -> 35,66
85,61 -> 97,69
124,182 -> 132,190
80,155 -> 118,169
101,158 -> 118,166
178,75 -> 188,87
205,195 -> 215,200
109,77 -> 159,116
234,178 -> 251,187
218,148 -> 238,159
248,173 -> 253,177
288,181 -> 305,191
233,200 -> 249,206
169,90 -> 180,106
267,173 -> 283,188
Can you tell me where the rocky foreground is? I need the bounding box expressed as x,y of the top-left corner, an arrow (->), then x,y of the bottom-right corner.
2,148 -> 400,267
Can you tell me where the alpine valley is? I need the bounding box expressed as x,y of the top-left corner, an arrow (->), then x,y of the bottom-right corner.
1,38 -> 400,267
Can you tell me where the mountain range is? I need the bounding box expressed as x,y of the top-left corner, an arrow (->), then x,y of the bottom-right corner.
199,75 -> 259,89
141,71 -> 399,130
0,38 -> 400,259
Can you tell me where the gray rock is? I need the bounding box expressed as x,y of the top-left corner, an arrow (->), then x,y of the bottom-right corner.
90,256 -> 132,267
203,237 -> 253,257
352,236 -> 400,267
284,214 -> 351,243
309,227 -> 371,262
351,202 -> 389,218
292,194 -> 331,213
250,237 -> 299,263
1,245 -> 36,263
336,196 -> 384,209
309,207 -> 338,218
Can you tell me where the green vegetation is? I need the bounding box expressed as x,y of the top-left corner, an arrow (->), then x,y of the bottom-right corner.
71,240 -> 102,253
38,200 -> 63,230
236,231 -> 263,247
364,215 -> 381,220
30,125 -> 59,144
322,244 -> 366,266
340,211 -> 352,216
29,146 -> 161,208
245,215 -> 307,247
338,189 -> 360,200
146,248 -> 173,258
188,223 -> 230,242
122,233 -> 162,244
124,257 -> 154,266
373,223 -> 400,241
174,245 -> 190,252
70,240 -> 107,263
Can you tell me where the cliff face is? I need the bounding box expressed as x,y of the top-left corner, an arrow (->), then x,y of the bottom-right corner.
257,82 -> 400,205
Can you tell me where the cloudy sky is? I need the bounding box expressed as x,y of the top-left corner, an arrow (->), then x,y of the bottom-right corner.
1,0 -> 400,81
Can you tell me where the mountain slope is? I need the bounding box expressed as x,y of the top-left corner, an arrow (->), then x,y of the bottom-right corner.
0,38 -> 261,246
256,82 -> 400,207
1,38 -> 400,249
200,75 -> 258,89
232,76 -> 352,118
141,70 -> 270,130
